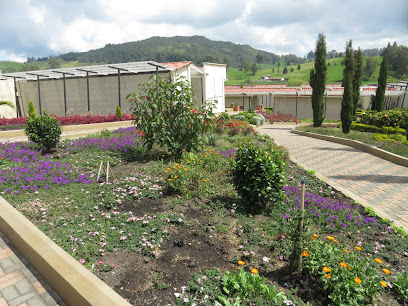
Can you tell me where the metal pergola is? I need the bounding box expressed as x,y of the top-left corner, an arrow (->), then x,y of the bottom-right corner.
1,61 -> 172,116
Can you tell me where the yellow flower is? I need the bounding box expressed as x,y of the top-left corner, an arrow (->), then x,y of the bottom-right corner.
325,274 -> 331,279
380,281 -> 387,287
251,268 -> 259,274
327,236 -> 335,241
238,260 -> 245,265
333,240 -> 338,243
354,278 -> 362,284
323,267 -> 331,273
374,258 -> 383,264
164,170 -> 169,173
312,234 -> 319,240
203,179 -> 207,182
383,268 -> 390,275
340,262 -> 347,268
174,176 -> 178,179
168,179 -> 173,181
344,249 -> 349,253
301,251 -> 309,257
355,246 -> 362,251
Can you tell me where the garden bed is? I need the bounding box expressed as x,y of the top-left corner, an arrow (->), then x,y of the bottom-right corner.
1,125 -> 407,305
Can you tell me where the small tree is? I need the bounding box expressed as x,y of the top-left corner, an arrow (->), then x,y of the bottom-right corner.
116,105 -> 122,120
28,101 -> 37,118
341,40 -> 355,133
352,48 -> 363,117
283,66 -> 288,74
310,33 -> 327,127
364,58 -> 378,80
297,64 -> 301,70
128,76 -> 214,158
374,57 -> 388,111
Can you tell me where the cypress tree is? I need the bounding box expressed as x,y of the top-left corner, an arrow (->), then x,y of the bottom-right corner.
352,48 -> 363,117
341,40 -> 355,133
310,33 -> 327,127
374,57 -> 388,111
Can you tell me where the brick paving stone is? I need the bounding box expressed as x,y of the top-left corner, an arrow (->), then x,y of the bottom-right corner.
256,124 -> 408,230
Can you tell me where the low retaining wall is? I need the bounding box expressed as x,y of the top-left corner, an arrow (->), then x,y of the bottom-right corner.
0,197 -> 129,306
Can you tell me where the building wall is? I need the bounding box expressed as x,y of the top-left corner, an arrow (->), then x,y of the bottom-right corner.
203,63 -> 226,113
0,80 -> 16,118
225,94 -> 274,110
191,78 -> 204,106
17,73 -> 159,116
274,95 -> 343,120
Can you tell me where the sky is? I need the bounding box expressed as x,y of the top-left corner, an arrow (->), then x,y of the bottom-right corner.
1,0 -> 407,62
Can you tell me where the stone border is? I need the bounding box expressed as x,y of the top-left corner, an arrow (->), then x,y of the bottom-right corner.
292,129 -> 408,168
0,196 -> 129,306
0,120 -> 133,138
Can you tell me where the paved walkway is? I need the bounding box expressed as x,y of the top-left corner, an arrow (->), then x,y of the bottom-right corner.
0,231 -> 63,306
256,124 -> 408,230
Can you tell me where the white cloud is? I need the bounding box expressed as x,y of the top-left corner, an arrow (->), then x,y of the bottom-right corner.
28,7 -> 46,25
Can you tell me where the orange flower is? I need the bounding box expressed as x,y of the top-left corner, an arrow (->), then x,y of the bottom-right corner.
312,234 -> 319,240
251,268 -> 259,274
380,281 -> 387,287
323,267 -> 331,273
333,240 -> 338,243
344,249 -> 349,253
238,260 -> 245,265
354,278 -> 362,284
383,268 -> 390,275
347,266 -> 351,270
301,251 -> 310,257
374,258 -> 383,264
327,236 -> 335,241
325,274 -> 331,279
355,246 -> 362,251
340,262 -> 347,268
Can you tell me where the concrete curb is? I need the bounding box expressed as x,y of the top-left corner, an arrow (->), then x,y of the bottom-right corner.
0,120 -> 133,138
0,196 -> 130,306
291,129 -> 408,168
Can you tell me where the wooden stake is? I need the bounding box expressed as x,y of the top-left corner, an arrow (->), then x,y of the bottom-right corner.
297,177 -> 306,274
97,161 -> 104,181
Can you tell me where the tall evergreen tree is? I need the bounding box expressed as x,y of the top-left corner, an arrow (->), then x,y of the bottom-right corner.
352,48 -> 363,117
374,57 -> 388,111
310,33 -> 327,127
341,40 -> 355,133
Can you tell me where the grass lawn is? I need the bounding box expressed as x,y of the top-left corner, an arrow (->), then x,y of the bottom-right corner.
296,125 -> 408,159
1,123 -> 407,305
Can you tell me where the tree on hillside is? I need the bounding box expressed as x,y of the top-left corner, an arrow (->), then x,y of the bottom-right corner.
283,66 -> 288,74
341,40 -> 355,133
352,48 -> 363,116
277,62 -> 281,72
251,63 -> 258,75
373,57 -> 388,111
297,64 -> 301,70
48,59 -> 61,69
256,54 -> 264,64
20,63 -> 40,72
310,33 -> 327,127
364,58 -> 378,80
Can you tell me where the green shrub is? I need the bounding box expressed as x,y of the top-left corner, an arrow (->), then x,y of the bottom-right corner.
127,76 -> 214,158
231,141 -> 286,213
373,133 -> 408,144
393,271 -> 408,300
360,109 -> 408,129
351,122 -> 406,135
115,105 -> 122,120
24,111 -> 61,152
28,101 -> 37,118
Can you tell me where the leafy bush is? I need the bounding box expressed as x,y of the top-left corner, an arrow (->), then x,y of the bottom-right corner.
28,101 -> 37,118
393,271 -> 408,300
231,111 -> 265,126
231,141 -> 286,212
128,76 -> 214,157
373,133 -> 408,144
24,111 -> 62,152
303,235 -> 390,305
257,109 -> 299,123
115,105 -> 122,120
351,122 -> 406,135
360,109 -> 408,129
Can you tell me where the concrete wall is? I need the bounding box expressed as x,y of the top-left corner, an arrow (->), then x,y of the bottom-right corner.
17,73 -> 161,116
274,95 -> 343,120
226,94 -> 274,110
0,80 -> 17,118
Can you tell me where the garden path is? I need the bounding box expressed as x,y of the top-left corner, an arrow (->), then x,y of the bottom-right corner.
256,123 -> 408,231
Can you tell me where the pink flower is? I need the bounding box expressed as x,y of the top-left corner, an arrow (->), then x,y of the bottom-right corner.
79,259 -> 85,264
111,264 -> 115,268
98,260 -> 103,265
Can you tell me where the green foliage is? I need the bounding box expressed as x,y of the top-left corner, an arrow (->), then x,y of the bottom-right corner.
127,75 -> 214,158
352,48 -> 363,116
303,236 -> 389,305
28,101 -> 37,118
364,57 -> 378,80
0,100 -> 15,111
231,141 -> 286,212
382,42 -> 408,77
283,66 -> 288,74
310,33 -> 327,127
351,122 -> 406,135
360,108 -> 408,129
115,105 -> 122,120
373,133 -> 408,144
393,271 -> 408,300
373,57 -> 388,111
341,40 -> 355,133
24,111 -> 61,152
230,111 -> 265,126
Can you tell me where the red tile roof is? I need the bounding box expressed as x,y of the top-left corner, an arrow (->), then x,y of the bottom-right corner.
161,61 -> 192,69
